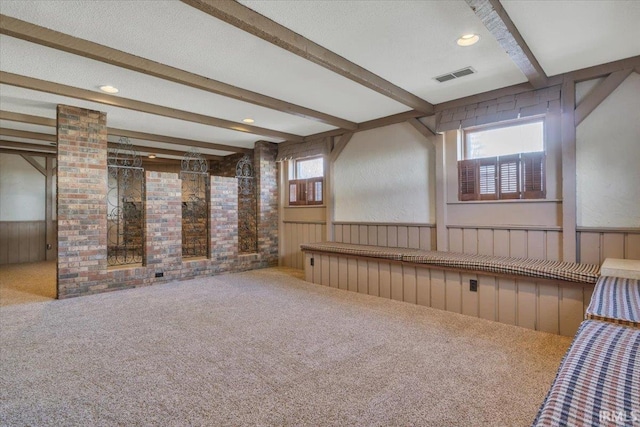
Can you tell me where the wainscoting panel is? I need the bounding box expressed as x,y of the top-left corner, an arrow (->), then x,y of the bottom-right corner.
577,228 -> 640,264
281,221 -> 326,269
0,221 -> 47,265
303,253 -> 593,337
447,226 -> 563,261
333,223 -> 436,250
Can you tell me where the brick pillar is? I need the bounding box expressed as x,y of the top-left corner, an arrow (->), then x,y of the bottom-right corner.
146,171 -> 182,280
57,105 -> 108,298
210,176 -> 238,272
254,141 -> 278,266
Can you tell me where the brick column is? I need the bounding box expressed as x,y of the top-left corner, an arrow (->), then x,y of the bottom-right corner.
57,105 -> 108,298
146,171 -> 182,280
254,141 -> 278,266
210,176 -> 238,272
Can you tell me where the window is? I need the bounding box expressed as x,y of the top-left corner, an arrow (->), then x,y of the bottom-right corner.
289,157 -> 324,206
459,119 -> 545,201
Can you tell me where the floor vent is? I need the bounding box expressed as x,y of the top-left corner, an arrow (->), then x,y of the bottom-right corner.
434,67 -> 475,83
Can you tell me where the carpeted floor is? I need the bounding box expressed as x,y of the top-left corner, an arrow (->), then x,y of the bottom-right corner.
0,267 -> 569,426
0,261 -> 56,306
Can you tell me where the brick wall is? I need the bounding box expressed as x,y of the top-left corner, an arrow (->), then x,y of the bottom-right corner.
210,153 -> 247,177
57,105 -> 108,298
255,141 -> 279,267
210,176 -> 238,273
436,85 -> 561,132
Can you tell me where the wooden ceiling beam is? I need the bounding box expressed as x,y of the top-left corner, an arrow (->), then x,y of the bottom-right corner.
107,142 -> 222,162
0,14 -> 355,131
574,69 -> 633,127
0,139 -> 56,153
181,0 -> 434,114
407,118 -> 436,142
0,147 -> 56,157
0,71 -> 304,143
0,110 -> 249,154
465,0 -> 548,89
0,128 -> 56,142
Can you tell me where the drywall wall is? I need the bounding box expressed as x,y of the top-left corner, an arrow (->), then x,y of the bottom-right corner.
576,72 -> 640,227
0,153 -> 45,221
334,122 -> 435,223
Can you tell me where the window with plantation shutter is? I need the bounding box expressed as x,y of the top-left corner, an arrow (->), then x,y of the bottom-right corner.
522,152 -> 546,199
459,118 -> 546,201
458,159 -> 477,201
499,154 -> 520,199
287,157 -> 324,206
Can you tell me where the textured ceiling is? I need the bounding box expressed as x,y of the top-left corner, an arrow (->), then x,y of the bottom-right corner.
0,0 -> 638,159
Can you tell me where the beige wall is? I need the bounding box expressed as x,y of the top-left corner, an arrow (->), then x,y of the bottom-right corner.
576,72 -> 640,228
0,153 -> 45,221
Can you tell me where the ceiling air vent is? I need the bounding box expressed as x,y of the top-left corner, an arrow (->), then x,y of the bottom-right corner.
434,67 -> 476,83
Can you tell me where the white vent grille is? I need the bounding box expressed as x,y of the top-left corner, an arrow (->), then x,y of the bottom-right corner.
434,67 -> 475,83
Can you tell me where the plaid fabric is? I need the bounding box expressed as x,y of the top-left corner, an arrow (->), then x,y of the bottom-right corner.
586,276 -> 640,328
301,243 -> 600,284
533,320 -> 640,427
299,242 -> 405,261
403,251 -> 600,284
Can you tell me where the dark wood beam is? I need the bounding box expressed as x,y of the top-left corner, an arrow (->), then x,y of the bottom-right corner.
329,132 -> 353,162
465,0 -> 548,89
107,142 -> 222,161
0,147 -> 56,157
0,140 -> 56,153
565,55 -> 640,83
575,69 -> 633,126
0,110 -> 250,154
0,71 -> 304,142
0,14 -> 355,131
20,154 -> 46,176
0,128 -> 56,142
181,0 -> 434,114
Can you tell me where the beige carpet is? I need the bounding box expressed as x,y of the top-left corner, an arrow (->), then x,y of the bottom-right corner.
0,267 -> 569,426
0,261 -> 56,306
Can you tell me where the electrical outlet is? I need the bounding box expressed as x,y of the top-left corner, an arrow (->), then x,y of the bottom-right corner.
310,258 -> 314,267
155,272 -> 164,278
470,279 -> 478,292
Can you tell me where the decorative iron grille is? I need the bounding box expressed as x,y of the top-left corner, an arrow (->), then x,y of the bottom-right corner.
236,154 -> 257,254
181,149 -> 209,258
107,137 -> 145,266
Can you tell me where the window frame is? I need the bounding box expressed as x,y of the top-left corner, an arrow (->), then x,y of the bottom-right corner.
287,156 -> 325,206
458,117 -> 547,201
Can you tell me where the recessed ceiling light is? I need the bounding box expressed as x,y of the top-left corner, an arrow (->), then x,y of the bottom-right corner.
99,85 -> 119,94
242,118 -> 255,124
148,154 -> 156,159
457,34 -> 480,47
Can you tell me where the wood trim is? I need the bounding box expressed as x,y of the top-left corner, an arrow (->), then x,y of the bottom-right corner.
0,140 -> 56,153
181,0 -> 433,114
329,132 -> 353,162
0,15 -> 356,131
0,147 -> 56,157
574,69 -> 633,126
0,110 -> 251,155
0,71 -> 303,143
577,227 -> 640,234
0,128 -> 56,142
407,117 -> 436,141
561,78 -> 577,262
333,222 -> 436,227
565,55 -> 640,83
447,224 -> 562,231
467,0 -> 548,88
20,154 -> 46,176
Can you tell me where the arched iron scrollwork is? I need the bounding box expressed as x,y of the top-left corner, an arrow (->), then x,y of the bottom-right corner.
181,149 -> 209,258
236,154 -> 257,254
107,137 -> 145,266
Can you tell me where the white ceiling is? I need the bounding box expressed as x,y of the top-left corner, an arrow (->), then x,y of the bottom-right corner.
0,0 -> 638,160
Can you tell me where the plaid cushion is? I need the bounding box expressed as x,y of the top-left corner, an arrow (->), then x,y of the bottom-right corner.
403,251 -> 600,284
586,276 -> 640,328
299,242 -> 404,261
533,320 -> 640,427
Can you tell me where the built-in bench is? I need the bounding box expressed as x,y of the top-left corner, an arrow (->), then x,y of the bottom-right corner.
300,242 -> 600,336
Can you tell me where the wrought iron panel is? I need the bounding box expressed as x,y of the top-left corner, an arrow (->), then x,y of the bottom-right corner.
236,154 -> 257,254
107,138 -> 144,266
181,149 -> 209,258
